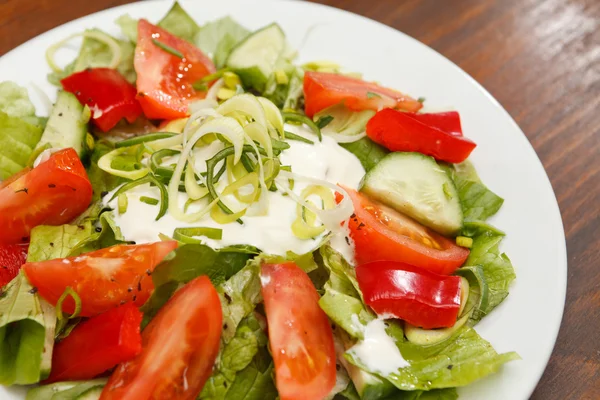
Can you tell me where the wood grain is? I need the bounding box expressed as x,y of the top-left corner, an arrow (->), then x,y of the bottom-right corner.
1,0 -> 598,398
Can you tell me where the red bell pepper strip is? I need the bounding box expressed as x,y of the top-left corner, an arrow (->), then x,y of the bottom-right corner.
45,303 -> 143,383
0,243 -> 29,287
61,68 -> 142,132
404,111 -> 463,136
356,261 -> 462,329
366,108 -> 476,163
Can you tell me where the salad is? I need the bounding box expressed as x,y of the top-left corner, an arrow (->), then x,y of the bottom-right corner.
0,3 -> 519,400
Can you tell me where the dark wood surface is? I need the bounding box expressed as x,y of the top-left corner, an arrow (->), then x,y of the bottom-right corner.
1,0 -> 598,398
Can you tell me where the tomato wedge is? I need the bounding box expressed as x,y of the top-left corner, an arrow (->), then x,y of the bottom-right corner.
303,71 -> 422,118
135,19 -> 216,120
366,108 -> 476,163
0,148 -> 92,244
345,188 -> 469,275
405,111 -> 463,136
0,243 -> 29,287
61,68 -> 142,132
100,276 -> 222,400
46,303 -> 143,383
261,262 -> 336,400
23,241 -> 178,317
356,261 -> 462,329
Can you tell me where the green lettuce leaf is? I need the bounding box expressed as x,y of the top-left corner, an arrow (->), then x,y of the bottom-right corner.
115,14 -> 138,43
25,378 -> 107,400
48,29 -> 136,86
223,348 -> 277,400
457,228 -> 516,325
340,137 -> 389,172
0,111 -> 44,179
0,81 -> 37,119
444,161 -> 504,222
346,326 -> 519,391
86,140 -> 125,202
141,244 -> 253,326
158,2 -> 200,43
195,16 -> 250,64
0,273 -> 56,385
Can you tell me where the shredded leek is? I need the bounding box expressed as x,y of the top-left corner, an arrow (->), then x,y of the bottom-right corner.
150,149 -> 180,181
98,146 -> 149,180
118,194 -> 128,214
291,185 -> 336,239
46,31 -> 122,73
314,104 -> 375,142
140,196 -> 159,206
116,133 -> 177,148
284,131 -> 314,144
257,97 -> 285,138
282,111 -> 322,141
110,174 -> 168,220
185,163 -> 209,200
217,94 -> 268,129
55,287 -> 82,334
173,227 -> 223,243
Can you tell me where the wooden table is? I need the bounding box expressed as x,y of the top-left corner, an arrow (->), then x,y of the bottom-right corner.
1,0 -> 598,398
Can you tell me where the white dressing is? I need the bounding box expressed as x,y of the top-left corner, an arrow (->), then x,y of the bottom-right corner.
105,124 -> 364,258
348,318 -> 410,376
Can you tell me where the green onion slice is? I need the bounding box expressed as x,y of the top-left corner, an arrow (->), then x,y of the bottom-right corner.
282,111 -> 322,141
173,227 -> 223,244
115,133 -> 177,148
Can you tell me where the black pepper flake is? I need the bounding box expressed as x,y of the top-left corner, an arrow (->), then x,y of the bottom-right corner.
49,242 -> 54,247
127,287 -> 133,292
87,97 -> 93,103
224,292 -> 232,304
21,236 -> 28,242
336,364 -> 341,371
223,323 -> 228,330
76,91 -> 81,96
120,300 -> 126,305
78,225 -> 85,230
447,364 -> 454,370
350,213 -> 356,219
223,381 -> 227,389
1,265 -> 7,269
48,183 -> 56,188
132,295 -> 137,302
344,236 -> 350,245
14,188 -> 28,194
137,281 -> 142,292
100,191 -> 108,198
146,269 -> 152,276
29,287 -> 38,294
58,112 -> 63,117
95,227 -> 102,233
110,278 -> 116,282
138,92 -> 146,97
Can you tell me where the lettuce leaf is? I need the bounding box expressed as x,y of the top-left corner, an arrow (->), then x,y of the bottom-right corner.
444,161 -> 503,222
195,16 -> 250,65
0,273 -> 56,385
457,228 -> 516,325
158,2 -> 200,43
115,14 -> 138,43
141,244 -> 253,326
86,140 -> 125,202
0,111 -> 44,179
340,137 -> 389,172
48,29 -> 136,86
223,348 -> 277,400
0,81 -> 37,119
347,326 -> 518,391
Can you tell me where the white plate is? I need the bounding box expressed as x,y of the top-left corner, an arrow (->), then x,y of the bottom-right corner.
0,1 -> 567,399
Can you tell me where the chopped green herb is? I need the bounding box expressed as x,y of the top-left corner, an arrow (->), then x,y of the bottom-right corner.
418,97 -> 426,103
366,91 -> 382,99
284,131 -> 314,145
282,112 -> 322,141
316,115 -> 334,129
118,194 -> 128,214
152,39 -> 183,58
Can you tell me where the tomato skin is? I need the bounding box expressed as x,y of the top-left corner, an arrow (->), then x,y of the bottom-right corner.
345,188 -> 469,275
0,243 -> 29,287
303,71 -> 422,118
405,111 -> 463,136
61,68 -> 142,132
100,276 -> 222,400
23,241 -> 178,317
45,303 -> 143,383
135,19 -> 216,120
366,108 -> 476,163
356,261 -> 462,329
261,262 -> 336,400
0,148 -> 92,244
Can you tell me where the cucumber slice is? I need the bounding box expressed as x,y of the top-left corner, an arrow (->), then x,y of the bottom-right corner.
226,23 -> 286,92
360,152 -> 463,236
74,386 -> 103,400
26,379 -> 106,400
404,277 -> 470,345
26,382 -> 78,400
31,91 -> 90,163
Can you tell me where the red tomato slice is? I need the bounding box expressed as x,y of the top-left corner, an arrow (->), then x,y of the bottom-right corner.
0,148 -> 92,244
46,303 -> 143,383
61,68 -> 143,132
23,241 -> 178,317
261,262 -> 336,400
345,188 -> 469,275
100,276 -> 222,400
366,108 -> 476,163
135,19 -> 216,120
356,261 -> 462,329
303,71 -> 423,118
0,243 -> 29,287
